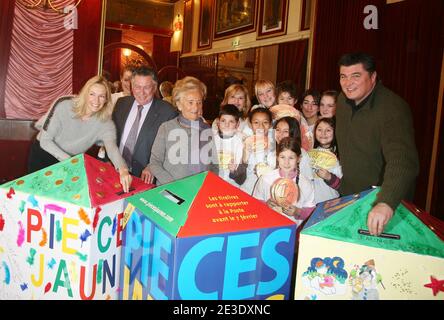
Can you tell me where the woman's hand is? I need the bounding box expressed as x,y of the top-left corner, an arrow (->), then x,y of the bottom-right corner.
119,167 -> 132,193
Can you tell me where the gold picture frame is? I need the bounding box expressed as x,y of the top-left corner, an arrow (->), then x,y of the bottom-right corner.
214,0 -> 257,40
197,0 -> 214,50
257,0 -> 289,39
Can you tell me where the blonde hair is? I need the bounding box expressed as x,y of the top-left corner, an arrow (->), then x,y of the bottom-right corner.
172,76 -> 207,108
72,75 -> 113,121
254,79 -> 276,98
220,84 -> 251,118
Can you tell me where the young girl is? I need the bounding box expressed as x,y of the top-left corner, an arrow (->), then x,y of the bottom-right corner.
300,89 -> 321,150
310,117 -> 342,204
240,107 -> 276,195
319,90 -> 338,118
253,137 -> 315,227
274,117 -> 313,181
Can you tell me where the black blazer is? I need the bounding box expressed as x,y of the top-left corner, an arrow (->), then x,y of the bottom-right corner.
113,96 -> 178,177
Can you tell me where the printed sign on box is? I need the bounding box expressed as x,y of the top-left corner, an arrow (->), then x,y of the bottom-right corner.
294,188 -> 444,300
120,171 -> 297,300
0,154 -> 152,299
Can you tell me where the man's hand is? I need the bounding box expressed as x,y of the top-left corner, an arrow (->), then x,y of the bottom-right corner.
141,167 -> 154,184
367,202 -> 394,236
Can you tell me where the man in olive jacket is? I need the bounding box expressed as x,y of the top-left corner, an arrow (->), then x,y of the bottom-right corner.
336,52 -> 419,236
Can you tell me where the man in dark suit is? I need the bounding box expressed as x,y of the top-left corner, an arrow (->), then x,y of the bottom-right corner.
113,66 -> 178,183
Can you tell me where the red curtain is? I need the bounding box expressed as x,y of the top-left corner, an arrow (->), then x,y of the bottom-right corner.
310,0 -> 384,91
311,0 -> 444,215
73,0 -> 102,93
276,39 -> 308,93
4,0 -> 74,119
1,0 -> 102,119
0,0 -> 16,118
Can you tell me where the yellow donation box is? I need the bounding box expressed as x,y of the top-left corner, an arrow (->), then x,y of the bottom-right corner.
294,189 -> 444,300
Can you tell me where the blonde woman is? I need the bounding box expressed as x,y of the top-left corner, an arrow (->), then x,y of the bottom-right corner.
252,79 -> 277,110
243,80 -> 276,138
29,75 -> 132,192
212,83 -> 251,133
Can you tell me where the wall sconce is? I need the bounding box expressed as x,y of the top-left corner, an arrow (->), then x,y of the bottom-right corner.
174,14 -> 183,32
122,49 -> 132,57
18,0 -> 82,14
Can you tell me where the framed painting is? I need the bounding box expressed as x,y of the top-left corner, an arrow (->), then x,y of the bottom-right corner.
198,0 -> 214,50
214,0 -> 257,40
300,0 -> 313,31
257,0 -> 289,39
182,0 -> 193,54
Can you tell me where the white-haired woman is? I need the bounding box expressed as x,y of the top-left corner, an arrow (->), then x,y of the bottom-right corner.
148,76 -> 218,185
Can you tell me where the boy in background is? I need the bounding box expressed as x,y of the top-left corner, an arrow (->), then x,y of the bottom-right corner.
213,104 -> 244,187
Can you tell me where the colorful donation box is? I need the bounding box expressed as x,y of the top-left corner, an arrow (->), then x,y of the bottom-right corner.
294,188 -> 444,300
120,171 -> 297,300
0,154 -> 152,299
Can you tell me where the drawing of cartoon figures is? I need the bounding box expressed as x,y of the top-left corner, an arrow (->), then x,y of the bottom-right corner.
349,259 -> 384,300
302,257 -> 348,296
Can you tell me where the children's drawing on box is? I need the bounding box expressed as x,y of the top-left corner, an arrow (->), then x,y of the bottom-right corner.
69,261 -> 78,284
349,259 -> 384,300
20,282 -> 28,291
391,268 -> 415,296
80,229 -> 92,247
47,258 -> 57,269
302,257 -> 348,296
2,261 -> 11,285
27,195 -> 39,208
16,221 -> 25,247
26,248 -> 37,266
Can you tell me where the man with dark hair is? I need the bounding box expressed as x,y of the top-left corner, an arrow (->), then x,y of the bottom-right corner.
335,52 -> 419,236
113,66 -> 178,182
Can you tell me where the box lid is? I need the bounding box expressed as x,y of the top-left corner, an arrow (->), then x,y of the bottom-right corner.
302,188 -> 444,258
1,154 -> 152,208
127,171 -> 296,237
